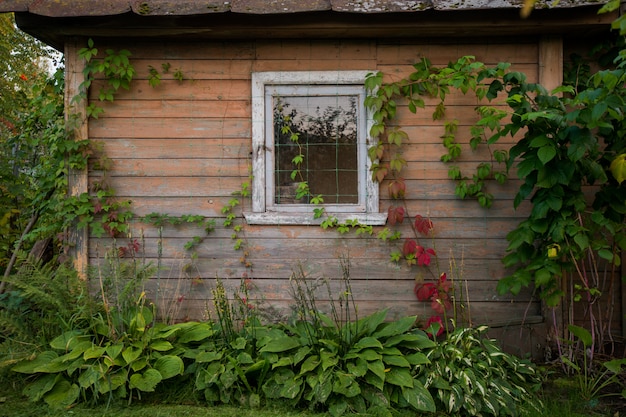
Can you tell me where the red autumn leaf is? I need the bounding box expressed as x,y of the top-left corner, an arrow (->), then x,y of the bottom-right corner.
415,215 -> 434,236
414,282 -> 436,301
387,205 -> 405,226
416,247 -> 435,266
19,74 -> 28,81
402,239 -> 418,256
388,178 -> 406,199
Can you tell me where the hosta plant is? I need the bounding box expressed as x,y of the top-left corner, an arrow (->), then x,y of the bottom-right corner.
10,300 -> 206,408
262,309 -> 437,416
419,325 -> 543,416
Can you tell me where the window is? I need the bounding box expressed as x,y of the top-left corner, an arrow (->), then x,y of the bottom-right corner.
246,71 -> 386,225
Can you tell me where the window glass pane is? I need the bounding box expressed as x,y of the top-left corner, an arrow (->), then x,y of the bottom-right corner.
273,94 -> 358,204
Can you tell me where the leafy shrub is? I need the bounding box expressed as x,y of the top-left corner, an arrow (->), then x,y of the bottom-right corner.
420,326 -> 543,416
11,300 -> 193,408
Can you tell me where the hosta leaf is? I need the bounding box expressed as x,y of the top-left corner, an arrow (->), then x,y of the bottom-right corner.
367,359 -> 386,382
13,351 -> 58,374
49,330 -> 86,351
401,383 -> 436,412
279,378 -> 302,399
333,374 -> 361,398
373,316 -> 417,338
385,368 -> 414,388
259,337 -> 300,353
43,380 -> 80,409
78,366 -> 103,389
363,370 -> 384,391
405,352 -> 430,366
154,355 -> 184,379
149,340 -> 173,352
359,349 -> 382,362
23,374 -> 59,401
385,332 -> 436,349
383,355 -> 410,368
329,398 -> 348,417
196,350 -> 222,363
352,337 -> 383,350
299,355 -> 320,374
122,346 -> 142,364
84,346 -> 106,360
99,369 -> 128,394
346,358 -> 368,377
129,369 -> 162,392
176,322 -> 215,343
321,350 -> 339,371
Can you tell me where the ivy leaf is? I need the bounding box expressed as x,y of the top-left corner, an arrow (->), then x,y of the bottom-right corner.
537,145 -> 557,164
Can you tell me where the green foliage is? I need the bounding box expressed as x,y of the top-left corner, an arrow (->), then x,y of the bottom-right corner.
0,255 -> 89,354
422,326 -> 543,416
560,325 -> 626,402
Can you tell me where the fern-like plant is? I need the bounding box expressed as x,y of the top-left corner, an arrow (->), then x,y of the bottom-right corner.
0,254 -> 92,371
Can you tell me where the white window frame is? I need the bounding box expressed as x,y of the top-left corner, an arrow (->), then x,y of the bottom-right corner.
245,71 -> 386,225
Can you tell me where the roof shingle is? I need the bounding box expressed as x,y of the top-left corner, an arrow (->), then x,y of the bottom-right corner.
0,0 -> 607,16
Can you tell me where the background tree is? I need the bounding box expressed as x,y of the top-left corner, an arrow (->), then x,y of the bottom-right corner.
0,13 -> 62,276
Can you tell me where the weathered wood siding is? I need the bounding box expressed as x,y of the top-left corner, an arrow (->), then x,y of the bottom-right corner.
85,38 -> 565,353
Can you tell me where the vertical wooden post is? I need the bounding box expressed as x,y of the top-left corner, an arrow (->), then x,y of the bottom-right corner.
539,35 -> 563,94
64,38 -> 89,279
538,35 -> 564,347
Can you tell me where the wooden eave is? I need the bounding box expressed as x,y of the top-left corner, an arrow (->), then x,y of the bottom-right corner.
13,5 -> 617,51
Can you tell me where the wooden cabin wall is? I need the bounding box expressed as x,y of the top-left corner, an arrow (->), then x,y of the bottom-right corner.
84,37 -> 549,353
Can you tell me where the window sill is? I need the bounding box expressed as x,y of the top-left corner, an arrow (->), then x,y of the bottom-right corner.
243,212 -> 388,226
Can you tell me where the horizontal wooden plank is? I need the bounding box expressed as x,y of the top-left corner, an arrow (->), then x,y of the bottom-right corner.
121,217 -> 521,240
100,41 -> 257,60
153,297 -> 542,325
89,234 -> 511,260
96,139 -> 250,159
255,40 -> 377,61
376,42 -> 539,66
88,254 -> 517,283
379,63 -> 538,86
138,276 -> 533,304
90,79 -> 251,101
90,117 -> 251,139
96,99 -> 250,119
100,158 -> 244,177
252,59 -> 377,72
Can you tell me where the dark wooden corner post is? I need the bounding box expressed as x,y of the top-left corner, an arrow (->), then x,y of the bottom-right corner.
64,38 -> 89,279
538,35 -> 564,351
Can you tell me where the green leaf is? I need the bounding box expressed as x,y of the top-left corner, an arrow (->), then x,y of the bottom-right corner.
129,369 -> 163,392
383,355 -> 410,368
154,355 -> 184,379
49,330 -> 85,351
13,351 -> 59,374
534,268 -> 552,286
23,374 -> 59,401
43,380 -> 80,409
537,145 -> 557,164
150,340 -> 174,352
385,367 -> 414,388
372,316 -> 416,338
568,325 -> 592,348
352,337 -> 383,351
367,359 -> 386,382
259,337 -> 300,353
401,383 -> 436,412
122,346 -> 142,364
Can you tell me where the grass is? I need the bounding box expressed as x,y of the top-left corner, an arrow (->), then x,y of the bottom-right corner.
1,375 -> 624,417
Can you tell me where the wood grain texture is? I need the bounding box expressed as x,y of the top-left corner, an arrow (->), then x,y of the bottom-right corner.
81,37 -> 559,332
